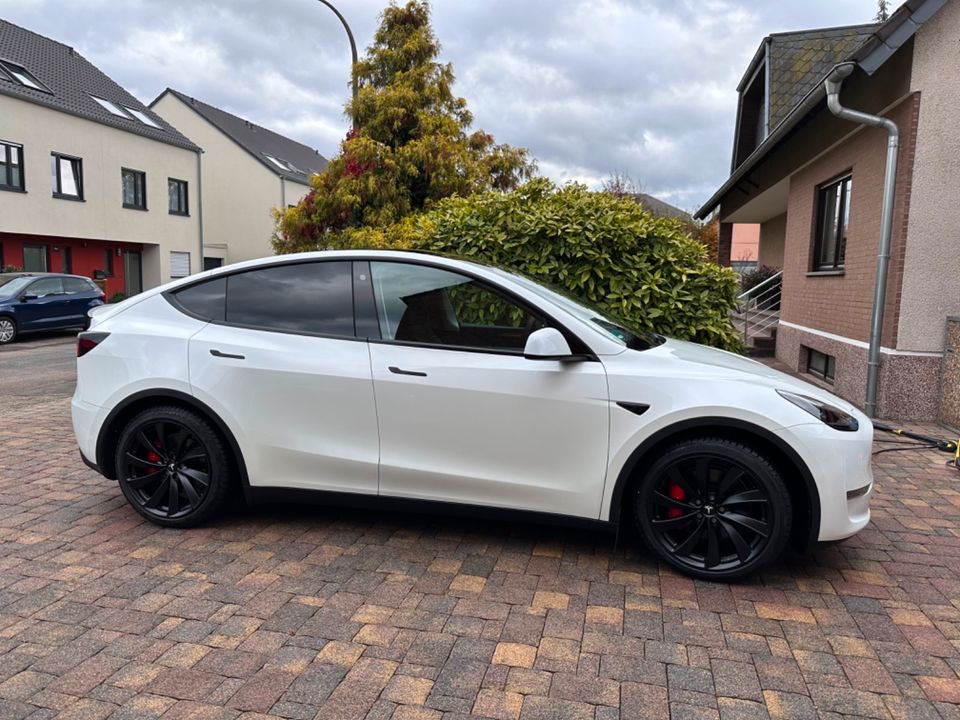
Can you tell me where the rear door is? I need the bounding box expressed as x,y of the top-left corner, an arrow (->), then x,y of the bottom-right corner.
62,277 -> 99,326
183,260 -> 380,495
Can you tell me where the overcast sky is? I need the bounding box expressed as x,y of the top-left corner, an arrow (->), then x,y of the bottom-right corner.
1,0 -> 882,211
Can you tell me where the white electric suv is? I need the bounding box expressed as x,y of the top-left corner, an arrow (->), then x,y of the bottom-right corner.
72,251 -> 873,580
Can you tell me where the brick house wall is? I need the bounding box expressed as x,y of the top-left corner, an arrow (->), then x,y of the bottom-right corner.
779,93 -> 920,346
774,93 -> 939,419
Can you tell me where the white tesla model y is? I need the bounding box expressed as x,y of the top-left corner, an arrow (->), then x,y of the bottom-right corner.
72,251 -> 873,580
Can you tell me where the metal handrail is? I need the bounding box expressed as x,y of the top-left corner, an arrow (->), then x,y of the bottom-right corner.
736,271 -> 782,301
733,271 -> 783,344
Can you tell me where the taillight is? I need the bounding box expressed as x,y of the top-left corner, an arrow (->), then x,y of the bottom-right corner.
77,332 -> 110,357
98,293 -> 106,303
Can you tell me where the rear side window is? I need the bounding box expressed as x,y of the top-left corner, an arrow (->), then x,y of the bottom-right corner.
174,277 -> 226,321
225,261 -> 354,336
63,277 -> 95,294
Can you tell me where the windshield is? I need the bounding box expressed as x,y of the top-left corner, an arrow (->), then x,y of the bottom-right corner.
0,277 -> 33,299
488,268 -> 664,351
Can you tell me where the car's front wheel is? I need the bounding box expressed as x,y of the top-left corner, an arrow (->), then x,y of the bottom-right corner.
114,405 -> 232,527
0,316 -> 17,345
634,438 -> 792,581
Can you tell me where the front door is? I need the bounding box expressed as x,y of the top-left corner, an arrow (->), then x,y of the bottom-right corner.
123,251 -> 142,296
22,244 -> 47,272
18,276 -> 71,329
186,260 -> 379,494
366,261 -> 610,519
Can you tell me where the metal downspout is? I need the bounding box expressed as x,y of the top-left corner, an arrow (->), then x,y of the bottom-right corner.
824,63 -> 900,418
196,149 -> 205,272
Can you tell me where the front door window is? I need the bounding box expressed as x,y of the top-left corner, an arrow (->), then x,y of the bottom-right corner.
369,261 -> 548,352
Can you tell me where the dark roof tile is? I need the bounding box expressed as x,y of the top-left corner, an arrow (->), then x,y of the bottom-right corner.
154,88 -> 328,183
0,19 -> 199,151
766,24 -> 877,129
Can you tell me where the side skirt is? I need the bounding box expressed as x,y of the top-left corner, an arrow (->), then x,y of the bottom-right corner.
244,486 -> 616,535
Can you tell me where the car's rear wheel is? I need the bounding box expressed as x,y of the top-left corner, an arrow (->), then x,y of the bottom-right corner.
0,317 -> 17,345
634,438 -> 791,581
114,406 -> 232,527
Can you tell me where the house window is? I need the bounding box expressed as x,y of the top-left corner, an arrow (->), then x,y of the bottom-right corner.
51,153 -> 83,200
0,140 -> 23,191
806,348 -> 836,383
813,174 -> 852,271
168,178 -> 188,215
122,168 -> 147,210
170,251 -> 191,278
103,249 -> 114,277
0,59 -> 51,93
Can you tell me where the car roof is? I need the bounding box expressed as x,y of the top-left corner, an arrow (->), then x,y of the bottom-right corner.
0,272 -> 95,280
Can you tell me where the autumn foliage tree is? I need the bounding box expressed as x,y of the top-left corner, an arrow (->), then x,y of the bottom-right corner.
274,1 -> 535,253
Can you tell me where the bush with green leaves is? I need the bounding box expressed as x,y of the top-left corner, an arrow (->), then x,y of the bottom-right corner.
331,180 -> 743,351
740,264 -> 781,294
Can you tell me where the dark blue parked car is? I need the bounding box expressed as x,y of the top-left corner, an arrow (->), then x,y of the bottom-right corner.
0,273 -> 106,345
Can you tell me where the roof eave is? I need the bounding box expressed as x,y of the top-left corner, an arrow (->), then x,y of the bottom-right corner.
0,86 -> 201,153
154,88 -> 324,184
696,0 -> 946,220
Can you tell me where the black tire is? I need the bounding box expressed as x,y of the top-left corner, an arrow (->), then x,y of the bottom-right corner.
633,438 -> 792,581
0,316 -> 17,345
114,405 -> 233,527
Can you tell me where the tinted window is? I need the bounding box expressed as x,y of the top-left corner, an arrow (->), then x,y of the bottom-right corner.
370,262 -> 547,352
226,262 -> 354,336
28,278 -> 63,297
63,277 -> 94,294
174,277 -> 226,321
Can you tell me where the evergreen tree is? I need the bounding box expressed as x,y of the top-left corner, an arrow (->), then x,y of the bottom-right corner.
875,0 -> 890,22
274,1 -> 535,253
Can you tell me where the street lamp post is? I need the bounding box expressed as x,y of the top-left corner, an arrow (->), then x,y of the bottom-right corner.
316,0 -> 359,130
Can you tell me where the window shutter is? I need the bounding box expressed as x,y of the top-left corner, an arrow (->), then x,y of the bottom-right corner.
170,251 -> 191,278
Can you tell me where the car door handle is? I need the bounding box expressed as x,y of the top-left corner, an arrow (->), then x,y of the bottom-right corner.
210,349 -> 245,360
388,366 -> 427,377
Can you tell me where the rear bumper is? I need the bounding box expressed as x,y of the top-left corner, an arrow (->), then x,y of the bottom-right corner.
72,396 -> 105,472
79,449 -> 101,474
775,421 -> 874,543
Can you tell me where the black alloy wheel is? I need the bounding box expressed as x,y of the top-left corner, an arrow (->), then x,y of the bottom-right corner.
635,438 -> 792,581
115,406 -> 231,527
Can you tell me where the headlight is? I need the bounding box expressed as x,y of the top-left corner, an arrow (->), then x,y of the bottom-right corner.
776,390 -> 859,432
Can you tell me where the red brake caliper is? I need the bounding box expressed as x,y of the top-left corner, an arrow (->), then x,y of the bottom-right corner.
146,450 -> 161,475
667,482 -> 686,518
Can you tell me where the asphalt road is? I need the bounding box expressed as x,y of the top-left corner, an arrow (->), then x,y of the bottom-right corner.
0,330 -> 77,398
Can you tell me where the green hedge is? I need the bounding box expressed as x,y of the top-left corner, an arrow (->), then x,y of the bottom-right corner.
323,179 -> 743,352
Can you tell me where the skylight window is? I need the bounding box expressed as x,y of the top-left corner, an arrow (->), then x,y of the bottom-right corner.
265,155 -> 290,171
90,95 -> 130,118
125,107 -> 162,128
0,60 -> 51,93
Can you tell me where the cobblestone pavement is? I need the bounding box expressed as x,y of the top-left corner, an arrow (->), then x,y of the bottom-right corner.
1,390 -> 959,720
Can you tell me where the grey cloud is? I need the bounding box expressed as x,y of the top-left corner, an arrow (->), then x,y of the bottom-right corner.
1,0 -> 877,209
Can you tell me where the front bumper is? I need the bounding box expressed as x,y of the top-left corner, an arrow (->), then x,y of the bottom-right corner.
775,420 -> 874,542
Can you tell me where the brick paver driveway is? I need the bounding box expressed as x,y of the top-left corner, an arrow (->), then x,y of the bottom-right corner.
1,343 -> 959,719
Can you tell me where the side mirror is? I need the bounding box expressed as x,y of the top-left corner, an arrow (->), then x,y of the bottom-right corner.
19,294 -> 37,302
524,327 -> 577,360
